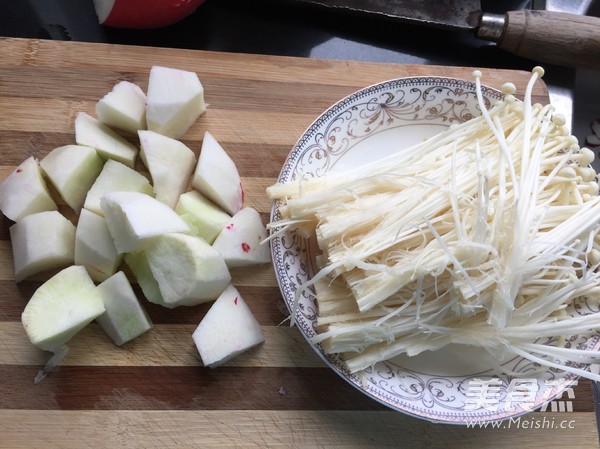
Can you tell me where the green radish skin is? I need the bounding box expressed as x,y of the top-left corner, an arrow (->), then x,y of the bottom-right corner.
175,190 -> 231,244
21,265 -> 105,352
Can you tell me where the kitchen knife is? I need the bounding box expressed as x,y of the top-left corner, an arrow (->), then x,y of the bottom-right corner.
286,0 -> 600,70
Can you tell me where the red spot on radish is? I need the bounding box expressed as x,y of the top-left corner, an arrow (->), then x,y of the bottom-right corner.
15,168 -> 22,173
234,297 -> 238,305
241,242 -> 251,253
226,223 -> 234,230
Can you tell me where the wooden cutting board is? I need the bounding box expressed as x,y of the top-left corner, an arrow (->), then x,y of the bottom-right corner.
0,37 -> 597,448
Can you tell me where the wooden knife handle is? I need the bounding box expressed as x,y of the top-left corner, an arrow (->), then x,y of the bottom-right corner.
479,10 -> 600,70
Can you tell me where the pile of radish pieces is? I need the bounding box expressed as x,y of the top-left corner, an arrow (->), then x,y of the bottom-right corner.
0,65 -> 269,381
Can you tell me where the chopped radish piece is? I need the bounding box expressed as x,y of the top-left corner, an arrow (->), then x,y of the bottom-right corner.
96,271 -> 153,346
96,81 -> 147,133
39,144 -> 104,213
100,191 -> 190,254
146,233 -> 231,307
84,159 -> 154,216
175,190 -> 231,244
10,210 -> 75,282
146,65 -> 206,139
124,251 -> 169,308
192,131 -> 243,215
0,156 -> 57,222
138,130 -> 196,209
192,284 -> 264,368
75,112 -> 138,167
74,209 -> 122,282
21,265 -> 105,352
212,207 -> 271,267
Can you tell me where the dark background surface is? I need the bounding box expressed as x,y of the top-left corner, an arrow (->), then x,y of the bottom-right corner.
0,0 -> 598,143
0,0 -> 543,67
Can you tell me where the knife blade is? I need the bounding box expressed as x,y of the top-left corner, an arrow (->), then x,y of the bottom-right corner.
291,0 -> 482,30
286,0 -> 600,70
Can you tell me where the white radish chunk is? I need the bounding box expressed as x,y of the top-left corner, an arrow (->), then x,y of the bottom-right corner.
146,65 -> 206,139
0,156 -> 57,222
100,191 -> 190,254
10,210 -> 75,282
96,271 -> 153,346
146,233 -> 231,307
21,265 -> 105,352
212,207 -> 271,268
192,284 -> 264,368
175,190 -> 230,244
75,112 -> 138,167
74,209 -> 122,282
39,145 -> 104,213
123,252 -> 169,308
83,159 -> 154,216
96,80 -> 147,134
192,131 -> 243,215
138,130 -> 196,209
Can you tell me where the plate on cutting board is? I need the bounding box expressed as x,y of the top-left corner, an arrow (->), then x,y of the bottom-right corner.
269,76 -> 596,424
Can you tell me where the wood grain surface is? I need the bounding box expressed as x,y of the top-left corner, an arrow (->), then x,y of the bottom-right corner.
0,37 -> 598,448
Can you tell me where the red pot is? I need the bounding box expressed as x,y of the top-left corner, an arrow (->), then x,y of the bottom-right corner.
93,0 -> 206,29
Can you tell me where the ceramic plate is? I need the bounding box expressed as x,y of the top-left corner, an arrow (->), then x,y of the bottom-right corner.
270,77 -> 595,424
